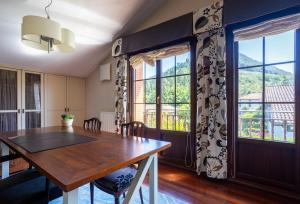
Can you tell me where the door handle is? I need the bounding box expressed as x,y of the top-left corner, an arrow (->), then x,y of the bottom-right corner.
22,109 -> 25,113
17,109 -> 21,114
156,96 -> 160,104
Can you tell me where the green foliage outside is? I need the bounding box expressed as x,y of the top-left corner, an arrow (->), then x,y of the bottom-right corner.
144,57 -> 191,131
238,54 -> 294,142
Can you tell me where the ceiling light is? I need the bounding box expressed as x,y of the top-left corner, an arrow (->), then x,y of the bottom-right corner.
21,0 -> 75,53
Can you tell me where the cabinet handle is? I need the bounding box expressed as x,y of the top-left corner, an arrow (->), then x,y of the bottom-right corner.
22,109 -> 25,113
64,108 -> 67,112
67,108 -> 70,112
17,109 -> 20,114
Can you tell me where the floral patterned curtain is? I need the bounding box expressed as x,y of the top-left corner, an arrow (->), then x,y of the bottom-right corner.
196,28 -> 227,179
114,56 -> 128,133
194,1 -> 227,179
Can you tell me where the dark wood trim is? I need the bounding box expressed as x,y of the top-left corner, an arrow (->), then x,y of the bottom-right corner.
123,13 -> 193,55
127,58 -> 133,122
225,27 -> 236,178
295,28 -> 300,188
156,60 -> 161,131
225,6 -> 300,31
129,64 -> 134,122
229,177 -> 300,200
236,172 -> 297,190
127,37 -> 195,58
190,38 -> 197,168
226,7 -> 300,193
237,138 -> 296,149
129,37 -> 197,169
158,158 -> 196,172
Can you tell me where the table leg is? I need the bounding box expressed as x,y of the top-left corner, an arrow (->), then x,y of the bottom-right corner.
63,188 -> 78,204
149,153 -> 158,204
1,142 -> 9,179
124,153 -> 158,204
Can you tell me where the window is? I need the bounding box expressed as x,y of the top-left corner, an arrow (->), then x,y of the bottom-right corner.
132,49 -> 191,132
160,53 -> 191,131
133,62 -> 157,128
237,30 -> 296,143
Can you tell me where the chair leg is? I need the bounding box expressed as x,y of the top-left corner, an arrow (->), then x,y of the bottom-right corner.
90,182 -> 94,204
139,187 -> 144,204
114,195 -> 120,204
45,178 -> 50,202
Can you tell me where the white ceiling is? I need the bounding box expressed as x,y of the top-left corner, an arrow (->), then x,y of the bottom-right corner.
0,0 -> 165,77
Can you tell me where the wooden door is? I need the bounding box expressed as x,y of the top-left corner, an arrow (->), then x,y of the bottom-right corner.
67,77 -> 86,126
229,28 -> 300,192
131,44 -> 196,168
44,74 -> 67,126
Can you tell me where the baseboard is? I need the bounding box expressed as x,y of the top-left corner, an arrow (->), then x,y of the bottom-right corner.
229,177 -> 300,200
158,158 -> 196,172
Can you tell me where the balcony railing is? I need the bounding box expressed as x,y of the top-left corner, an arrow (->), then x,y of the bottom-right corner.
238,117 -> 294,143
144,109 -> 190,132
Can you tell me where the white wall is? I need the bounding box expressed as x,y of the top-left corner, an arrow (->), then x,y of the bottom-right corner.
85,0 -> 212,118
86,55 -> 115,118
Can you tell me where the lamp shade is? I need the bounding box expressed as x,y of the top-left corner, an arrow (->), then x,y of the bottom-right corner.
21,15 -> 62,51
55,28 -> 75,52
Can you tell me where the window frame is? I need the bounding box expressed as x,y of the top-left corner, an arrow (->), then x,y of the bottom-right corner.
236,31 -> 296,143
159,54 -> 191,131
225,7 -> 300,186
130,42 -> 195,133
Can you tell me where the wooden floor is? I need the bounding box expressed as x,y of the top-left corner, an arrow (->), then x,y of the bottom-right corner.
1,159 -> 299,203
154,164 -> 299,204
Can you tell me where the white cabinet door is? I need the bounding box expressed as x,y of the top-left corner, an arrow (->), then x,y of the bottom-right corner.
67,77 -> 85,126
0,68 -> 22,131
21,71 -> 44,129
45,74 -> 67,127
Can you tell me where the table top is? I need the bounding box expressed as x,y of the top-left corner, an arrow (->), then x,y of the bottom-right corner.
0,126 -> 171,192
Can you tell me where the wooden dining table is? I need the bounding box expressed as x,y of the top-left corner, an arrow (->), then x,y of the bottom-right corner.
0,126 -> 171,204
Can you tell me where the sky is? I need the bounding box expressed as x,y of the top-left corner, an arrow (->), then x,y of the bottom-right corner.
238,29 -> 295,74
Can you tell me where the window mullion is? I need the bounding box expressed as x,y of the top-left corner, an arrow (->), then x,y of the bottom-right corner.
156,60 -> 161,130
262,37 -> 266,140
175,56 -> 177,131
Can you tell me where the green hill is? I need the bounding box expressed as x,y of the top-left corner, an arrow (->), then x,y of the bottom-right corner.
239,53 -> 292,75
239,53 -> 293,97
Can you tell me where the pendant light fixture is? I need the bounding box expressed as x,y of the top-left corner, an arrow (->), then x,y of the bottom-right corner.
21,0 -> 75,53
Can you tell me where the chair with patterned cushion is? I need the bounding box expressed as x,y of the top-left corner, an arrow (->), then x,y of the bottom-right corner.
83,118 -> 101,131
89,121 -> 145,204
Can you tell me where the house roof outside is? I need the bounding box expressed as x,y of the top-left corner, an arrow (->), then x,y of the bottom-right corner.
240,85 -> 294,121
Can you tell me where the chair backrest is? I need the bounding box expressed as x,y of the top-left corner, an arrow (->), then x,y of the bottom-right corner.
121,121 -> 145,137
83,118 -> 101,131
